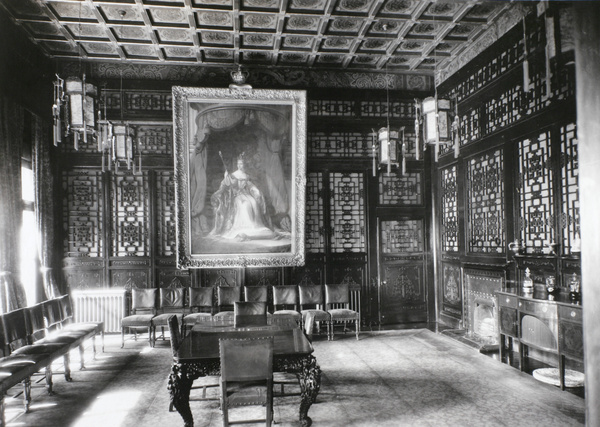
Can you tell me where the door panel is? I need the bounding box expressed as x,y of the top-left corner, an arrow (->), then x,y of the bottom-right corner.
378,218 -> 428,324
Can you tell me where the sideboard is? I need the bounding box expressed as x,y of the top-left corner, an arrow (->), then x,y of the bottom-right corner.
496,289 -> 583,390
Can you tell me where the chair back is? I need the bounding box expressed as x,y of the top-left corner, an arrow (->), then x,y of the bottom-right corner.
272,286 -> 298,309
57,294 -> 74,323
299,285 -> 324,308
189,287 -> 214,314
244,286 -> 268,303
234,302 -> 268,327
167,315 -> 181,355
131,288 -> 157,314
219,337 -> 273,382
2,308 -> 29,352
217,286 -> 241,310
159,287 -> 185,311
24,302 -> 47,342
44,298 -> 64,330
325,284 -> 350,308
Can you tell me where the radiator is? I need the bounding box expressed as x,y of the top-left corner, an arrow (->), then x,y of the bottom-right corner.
72,288 -> 126,333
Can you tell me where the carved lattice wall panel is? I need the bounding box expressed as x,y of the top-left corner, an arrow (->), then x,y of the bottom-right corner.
441,165 -> 458,252
445,18 -> 542,102
123,91 -> 172,117
360,99 -> 415,120
111,172 -> 150,257
518,131 -> 554,254
308,131 -> 371,158
64,266 -> 104,290
380,219 -> 423,254
560,123 -> 579,255
245,268 -> 283,288
441,262 -> 462,319
62,170 -> 104,257
305,172 -> 324,253
330,172 -> 365,253
111,269 -> 149,289
156,170 -> 176,257
331,256 -> 366,287
158,269 -> 191,288
485,84 -> 522,134
380,264 -> 426,313
378,172 -> 422,206
466,148 -> 505,254
309,99 -> 354,117
290,262 -> 324,287
200,269 -> 240,288
137,124 -> 172,155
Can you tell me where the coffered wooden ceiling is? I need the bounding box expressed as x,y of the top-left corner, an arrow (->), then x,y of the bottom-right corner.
2,0 -> 518,74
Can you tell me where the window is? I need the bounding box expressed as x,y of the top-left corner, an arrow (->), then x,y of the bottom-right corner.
20,163 -> 38,305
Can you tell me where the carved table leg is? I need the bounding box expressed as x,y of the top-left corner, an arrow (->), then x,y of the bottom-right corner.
168,363 -> 194,427
297,355 -> 321,427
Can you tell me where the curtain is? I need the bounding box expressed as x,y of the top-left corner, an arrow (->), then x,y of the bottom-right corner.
32,113 -> 62,299
0,96 -> 28,312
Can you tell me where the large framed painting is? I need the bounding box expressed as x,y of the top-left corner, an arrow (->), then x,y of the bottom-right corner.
173,86 -> 306,268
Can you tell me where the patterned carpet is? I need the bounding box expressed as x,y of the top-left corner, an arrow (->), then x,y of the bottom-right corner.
4,329 -> 585,426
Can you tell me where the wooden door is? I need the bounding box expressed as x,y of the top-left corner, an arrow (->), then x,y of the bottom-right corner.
377,216 -> 429,324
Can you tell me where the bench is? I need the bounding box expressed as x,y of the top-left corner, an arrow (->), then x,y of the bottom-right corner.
0,295 -> 104,426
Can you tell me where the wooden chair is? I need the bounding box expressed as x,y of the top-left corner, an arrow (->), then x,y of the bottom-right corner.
219,337 -> 274,427
271,286 -> 302,327
167,315 -> 218,412
299,285 -> 331,339
56,294 -> 104,355
183,287 -> 214,331
214,286 -> 241,322
244,286 -> 269,304
325,284 -> 360,340
121,288 -> 157,348
152,287 -> 187,341
0,308 -> 60,410
234,302 -> 267,327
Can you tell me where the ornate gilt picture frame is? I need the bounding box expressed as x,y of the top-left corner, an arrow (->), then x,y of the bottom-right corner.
173,86 -> 306,268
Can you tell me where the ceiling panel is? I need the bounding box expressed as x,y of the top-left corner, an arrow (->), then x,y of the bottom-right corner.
0,0 -> 521,75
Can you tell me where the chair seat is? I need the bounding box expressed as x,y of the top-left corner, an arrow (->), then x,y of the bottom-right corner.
272,310 -> 301,320
301,309 -> 331,322
63,322 -> 103,334
153,313 -> 184,326
12,343 -> 66,356
183,313 -> 213,324
214,311 -> 234,320
43,328 -> 88,341
328,308 -> 360,320
121,314 -> 156,327
225,381 -> 270,406
0,353 -> 51,366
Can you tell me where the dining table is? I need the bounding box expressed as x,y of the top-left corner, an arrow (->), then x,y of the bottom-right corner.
168,319 -> 321,427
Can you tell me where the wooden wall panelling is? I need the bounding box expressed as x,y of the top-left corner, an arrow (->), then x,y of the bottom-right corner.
440,262 -> 463,324
244,268 -> 283,288
157,268 -> 191,289
63,258 -> 105,290
200,269 -> 241,288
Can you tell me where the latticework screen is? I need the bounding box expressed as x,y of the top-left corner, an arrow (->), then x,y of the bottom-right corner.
330,172 -> 365,253
441,165 -> 458,253
517,131 -> 554,254
62,170 -> 104,257
466,149 -> 505,254
560,123 -> 579,255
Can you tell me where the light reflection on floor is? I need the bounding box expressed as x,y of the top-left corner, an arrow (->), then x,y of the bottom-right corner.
70,390 -> 142,427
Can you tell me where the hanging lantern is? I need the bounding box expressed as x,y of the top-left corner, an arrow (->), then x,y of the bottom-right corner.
421,96 -> 451,162
52,75 -> 65,146
65,75 -> 97,150
111,122 -> 139,173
